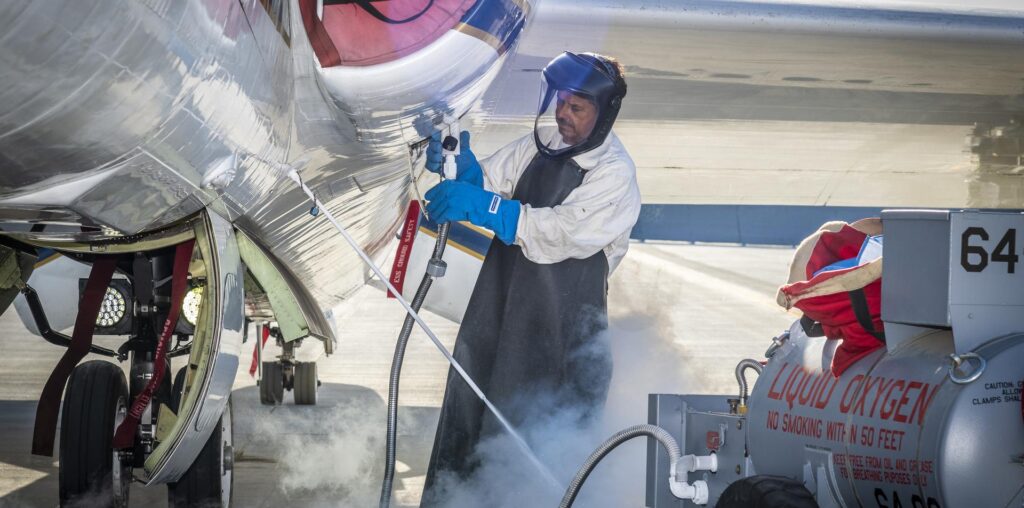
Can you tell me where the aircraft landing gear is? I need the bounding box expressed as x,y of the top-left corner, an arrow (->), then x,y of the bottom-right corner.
59,360 -> 132,508
258,330 -> 319,406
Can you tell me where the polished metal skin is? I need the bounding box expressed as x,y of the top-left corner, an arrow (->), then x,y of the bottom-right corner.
0,0 -> 527,487
0,0 -> 525,310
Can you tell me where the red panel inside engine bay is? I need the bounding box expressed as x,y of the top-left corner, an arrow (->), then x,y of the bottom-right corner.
300,0 -> 475,67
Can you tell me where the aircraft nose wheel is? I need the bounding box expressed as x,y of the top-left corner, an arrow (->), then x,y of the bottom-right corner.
58,360 -> 131,508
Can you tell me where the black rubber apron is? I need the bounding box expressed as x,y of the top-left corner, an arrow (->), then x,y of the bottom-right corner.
422,153 -> 612,502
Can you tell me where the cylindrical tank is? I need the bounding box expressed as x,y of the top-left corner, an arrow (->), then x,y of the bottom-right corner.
746,323 -> 1023,507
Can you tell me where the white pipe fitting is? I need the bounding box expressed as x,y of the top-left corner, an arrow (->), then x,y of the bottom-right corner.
678,453 -> 719,473
668,478 -> 709,505
669,456 -> 713,504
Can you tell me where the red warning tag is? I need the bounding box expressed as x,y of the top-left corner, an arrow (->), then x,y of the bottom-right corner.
388,201 -> 421,298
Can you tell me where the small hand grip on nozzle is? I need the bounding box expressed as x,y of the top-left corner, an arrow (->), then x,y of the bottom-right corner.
441,135 -> 459,180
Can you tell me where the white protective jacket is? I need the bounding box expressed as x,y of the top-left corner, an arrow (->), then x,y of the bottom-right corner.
480,127 -> 641,273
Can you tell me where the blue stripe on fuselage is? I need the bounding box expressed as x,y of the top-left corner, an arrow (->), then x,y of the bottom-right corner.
35,248 -> 60,268
419,214 -> 493,258
459,0 -> 528,54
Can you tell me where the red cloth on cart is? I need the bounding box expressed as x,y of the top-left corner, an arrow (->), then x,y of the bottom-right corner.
777,219 -> 885,376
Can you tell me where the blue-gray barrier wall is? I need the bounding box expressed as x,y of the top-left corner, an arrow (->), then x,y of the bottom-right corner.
630,205 -> 886,246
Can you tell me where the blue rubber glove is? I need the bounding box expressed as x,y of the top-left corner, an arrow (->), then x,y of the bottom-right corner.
424,131 -> 484,187
425,180 -> 520,245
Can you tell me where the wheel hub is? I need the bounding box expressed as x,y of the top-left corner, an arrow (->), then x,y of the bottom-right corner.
111,400 -> 132,507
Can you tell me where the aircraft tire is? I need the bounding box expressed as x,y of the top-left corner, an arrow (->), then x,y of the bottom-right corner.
59,360 -> 131,508
293,362 -> 318,405
168,399 -> 233,508
259,361 -> 283,405
715,475 -> 818,508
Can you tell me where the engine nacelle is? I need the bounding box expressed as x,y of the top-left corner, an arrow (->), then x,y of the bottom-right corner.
302,0 -> 533,145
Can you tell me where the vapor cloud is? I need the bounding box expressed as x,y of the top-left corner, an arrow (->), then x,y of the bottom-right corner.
427,309 -> 701,507
249,401 -> 383,507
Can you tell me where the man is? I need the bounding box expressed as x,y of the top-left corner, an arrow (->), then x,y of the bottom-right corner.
420,52 -> 640,502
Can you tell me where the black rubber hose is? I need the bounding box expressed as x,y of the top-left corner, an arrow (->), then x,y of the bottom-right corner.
379,221 -> 450,508
560,424 -> 681,508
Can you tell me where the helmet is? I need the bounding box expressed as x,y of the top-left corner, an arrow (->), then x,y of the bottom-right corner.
533,52 -> 627,159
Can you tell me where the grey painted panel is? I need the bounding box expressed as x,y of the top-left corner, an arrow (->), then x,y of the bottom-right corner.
880,209 -> 952,328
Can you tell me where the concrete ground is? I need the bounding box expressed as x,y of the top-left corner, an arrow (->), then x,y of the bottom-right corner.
0,242 -> 796,508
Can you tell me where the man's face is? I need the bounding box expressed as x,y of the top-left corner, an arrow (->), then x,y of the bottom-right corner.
555,90 -> 598,145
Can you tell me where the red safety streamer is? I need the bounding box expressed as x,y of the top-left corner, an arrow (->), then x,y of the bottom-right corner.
249,325 -> 271,377
112,239 -> 195,449
32,256 -> 118,456
388,200 -> 421,298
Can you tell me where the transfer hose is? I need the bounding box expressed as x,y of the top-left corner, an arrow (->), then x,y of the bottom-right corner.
560,424 -> 681,508
379,218 -> 451,508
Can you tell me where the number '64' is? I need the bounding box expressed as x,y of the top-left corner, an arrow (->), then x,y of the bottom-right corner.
960,227 -> 1019,273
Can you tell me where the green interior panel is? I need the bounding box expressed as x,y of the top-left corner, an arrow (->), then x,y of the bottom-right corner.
235,230 -> 309,342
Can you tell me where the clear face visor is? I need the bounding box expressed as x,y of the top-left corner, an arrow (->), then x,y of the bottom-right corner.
534,79 -> 602,157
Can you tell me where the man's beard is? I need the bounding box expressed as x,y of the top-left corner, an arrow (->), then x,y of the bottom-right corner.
558,121 -> 576,143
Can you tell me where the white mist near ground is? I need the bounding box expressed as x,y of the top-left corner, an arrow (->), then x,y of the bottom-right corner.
250,402 -> 383,507
429,308 -> 704,508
